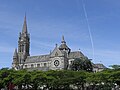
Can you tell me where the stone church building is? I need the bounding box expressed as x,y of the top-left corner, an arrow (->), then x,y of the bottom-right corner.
12,16 -> 106,71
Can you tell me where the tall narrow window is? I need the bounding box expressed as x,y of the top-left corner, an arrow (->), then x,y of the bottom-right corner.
31,64 -> 34,68
55,52 -> 58,56
37,64 -> 40,67
44,63 -> 47,67
25,65 -> 27,68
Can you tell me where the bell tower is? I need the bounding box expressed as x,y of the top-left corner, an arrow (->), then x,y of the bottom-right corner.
18,15 -> 30,68
59,35 -> 71,54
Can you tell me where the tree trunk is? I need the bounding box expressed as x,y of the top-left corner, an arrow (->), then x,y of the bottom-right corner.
81,84 -> 84,90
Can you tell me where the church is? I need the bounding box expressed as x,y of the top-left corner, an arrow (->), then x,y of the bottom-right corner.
12,16 -> 106,71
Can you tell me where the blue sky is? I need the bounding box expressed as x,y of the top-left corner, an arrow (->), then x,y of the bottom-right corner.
0,0 -> 120,68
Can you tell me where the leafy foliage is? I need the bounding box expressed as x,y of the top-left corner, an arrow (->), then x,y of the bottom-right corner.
0,67 -> 120,90
70,57 -> 93,72
109,65 -> 120,70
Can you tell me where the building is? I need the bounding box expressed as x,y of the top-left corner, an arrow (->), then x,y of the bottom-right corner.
12,16 -> 106,71
12,16 -> 87,70
93,63 -> 107,72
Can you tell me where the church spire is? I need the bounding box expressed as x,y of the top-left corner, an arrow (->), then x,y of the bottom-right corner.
12,48 -> 18,69
61,35 -> 66,44
13,48 -> 18,57
18,15 -> 30,65
59,35 -> 70,50
22,14 -> 27,34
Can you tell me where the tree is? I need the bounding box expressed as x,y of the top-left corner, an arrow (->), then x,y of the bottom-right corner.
0,68 -> 11,89
109,71 -> 120,86
70,57 -> 93,72
0,68 -> 7,89
45,70 -> 74,90
73,71 -> 87,90
86,70 -> 112,90
1,66 -> 120,90
31,71 -> 47,90
12,69 -> 31,90
109,65 -> 120,70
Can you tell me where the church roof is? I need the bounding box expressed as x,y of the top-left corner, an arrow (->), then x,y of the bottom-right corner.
59,35 -> 70,50
59,44 -> 70,50
25,51 -> 85,63
94,63 -> 107,69
68,51 -> 85,59
22,14 -> 27,34
25,55 -> 50,63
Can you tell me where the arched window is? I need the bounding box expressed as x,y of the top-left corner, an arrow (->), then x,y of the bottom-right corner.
31,64 -> 34,68
37,64 -> 40,67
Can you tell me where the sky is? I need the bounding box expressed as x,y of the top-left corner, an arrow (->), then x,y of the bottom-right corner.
0,0 -> 120,68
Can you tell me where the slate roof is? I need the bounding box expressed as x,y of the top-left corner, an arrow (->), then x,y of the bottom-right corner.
25,51 -> 85,63
59,35 -> 70,51
68,51 -> 85,59
59,44 -> 70,50
94,63 -> 107,69
25,55 -> 50,63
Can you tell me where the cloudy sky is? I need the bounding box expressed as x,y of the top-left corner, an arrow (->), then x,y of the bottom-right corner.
0,0 -> 120,68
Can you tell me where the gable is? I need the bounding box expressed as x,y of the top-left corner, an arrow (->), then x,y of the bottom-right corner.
50,47 -> 63,57
68,51 -> 85,59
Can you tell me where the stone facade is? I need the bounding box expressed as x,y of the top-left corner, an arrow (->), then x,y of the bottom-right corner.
93,63 -> 107,72
12,16 -> 86,71
12,16 -> 106,71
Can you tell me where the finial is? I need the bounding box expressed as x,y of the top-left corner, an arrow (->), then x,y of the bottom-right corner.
24,12 -> 26,21
61,35 -> 66,43
55,43 -> 58,47
22,13 -> 27,34
62,35 -> 64,41
24,12 -> 27,26
13,48 -> 18,57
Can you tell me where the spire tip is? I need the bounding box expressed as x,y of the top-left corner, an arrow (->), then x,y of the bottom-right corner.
61,35 -> 66,43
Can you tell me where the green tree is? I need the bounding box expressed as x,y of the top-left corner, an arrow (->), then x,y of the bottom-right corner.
31,71 -> 47,90
0,68 -> 8,89
109,65 -> 120,70
45,70 -> 74,90
13,70 -> 31,90
70,57 -> 93,72
86,70 -> 112,90
72,71 -> 87,90
1,66 -> 120,90
109,71 -> 120,86
0,68 -> 11,89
